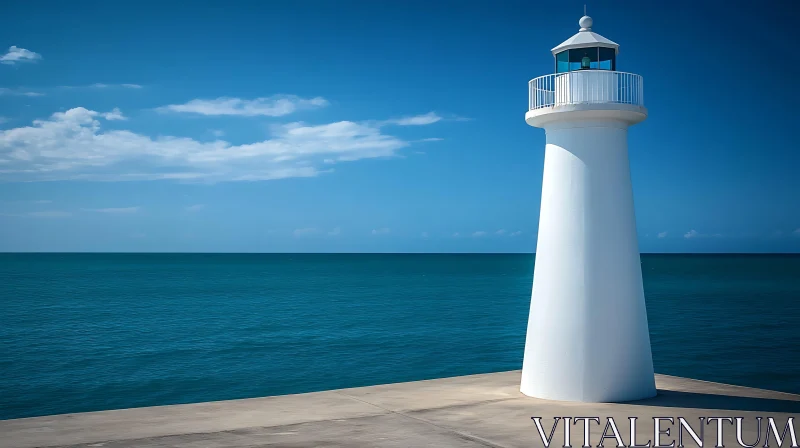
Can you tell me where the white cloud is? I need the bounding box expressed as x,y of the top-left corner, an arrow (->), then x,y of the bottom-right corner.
59,84 -> 143,90
90,84 -> 142,89
371,228 -> 390,235
211,129 -> 225,137
0,107 -> 417,182
452,232 -> 461,238
0,88 -> 44,97
0,210 -> 71,218
472,231 -> 486,237
293,227 -> 317,236
496,229 -> 506,235
419,138 -> 444,142
83,206 -> 140,214
657,231 -> 668,238
0,199 -> 52,204
101,108 -> 127,121
185,204 -> 205,212
1,46 -> 42,65
158,95 -> 329,117
509,231 -> 522,237
328,227 -> 341,236
684,230 -> 722,239
384,112 -> 442,126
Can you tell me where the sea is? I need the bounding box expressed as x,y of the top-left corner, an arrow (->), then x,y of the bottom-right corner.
1,253 -> 798,420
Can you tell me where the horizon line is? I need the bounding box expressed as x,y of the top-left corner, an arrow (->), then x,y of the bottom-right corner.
1,252 -> 799,255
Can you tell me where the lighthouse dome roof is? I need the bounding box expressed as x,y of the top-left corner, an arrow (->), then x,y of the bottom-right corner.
551,15 -> 619,55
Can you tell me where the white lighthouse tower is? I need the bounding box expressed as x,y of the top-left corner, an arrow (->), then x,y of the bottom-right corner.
520,13 -> 657,402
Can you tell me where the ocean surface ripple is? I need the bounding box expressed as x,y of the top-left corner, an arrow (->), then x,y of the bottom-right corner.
1,253 -> 798,420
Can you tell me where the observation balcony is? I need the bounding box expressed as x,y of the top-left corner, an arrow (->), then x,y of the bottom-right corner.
525,70 -> 646,128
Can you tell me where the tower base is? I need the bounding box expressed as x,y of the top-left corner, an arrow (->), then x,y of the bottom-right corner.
520,116 -> 656,403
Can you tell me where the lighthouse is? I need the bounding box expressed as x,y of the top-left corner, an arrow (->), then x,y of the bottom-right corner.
520,14 -> 657,402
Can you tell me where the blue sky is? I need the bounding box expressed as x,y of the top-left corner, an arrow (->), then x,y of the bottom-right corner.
0,0 -> 797,253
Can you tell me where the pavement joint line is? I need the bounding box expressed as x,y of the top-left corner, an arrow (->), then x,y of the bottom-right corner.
33,413 -> 399,448
333,390 -> 514,448
13,402 -> 394,448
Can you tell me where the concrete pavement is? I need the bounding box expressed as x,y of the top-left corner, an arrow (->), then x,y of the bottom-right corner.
1,371 -> 798,448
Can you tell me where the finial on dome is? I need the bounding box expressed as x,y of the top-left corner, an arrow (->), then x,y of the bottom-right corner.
579,15 -> 593,31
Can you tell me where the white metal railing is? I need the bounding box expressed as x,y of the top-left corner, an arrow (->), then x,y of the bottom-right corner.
528,70 -> 644,111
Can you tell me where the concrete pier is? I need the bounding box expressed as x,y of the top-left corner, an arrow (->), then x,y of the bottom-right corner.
1,371 -> 798,448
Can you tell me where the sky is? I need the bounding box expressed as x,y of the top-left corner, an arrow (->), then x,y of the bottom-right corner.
0,0 -> 798,253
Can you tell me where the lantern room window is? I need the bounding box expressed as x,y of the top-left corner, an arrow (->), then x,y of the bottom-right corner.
555,47 -> 616,73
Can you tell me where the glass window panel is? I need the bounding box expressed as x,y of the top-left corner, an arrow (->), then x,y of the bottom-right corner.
556,51 -> 569,73
569,47 -> 599,70
599,47 -> 616,71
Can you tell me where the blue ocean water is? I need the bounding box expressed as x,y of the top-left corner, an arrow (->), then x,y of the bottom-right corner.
1,253 -> 798,420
